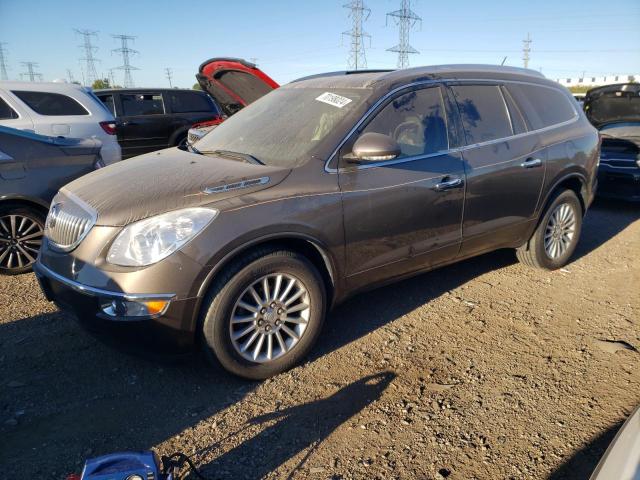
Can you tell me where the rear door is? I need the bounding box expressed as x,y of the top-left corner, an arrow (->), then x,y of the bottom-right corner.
338,84 -> 466,290
116,91 -> 172,158
450,83 -> 546,256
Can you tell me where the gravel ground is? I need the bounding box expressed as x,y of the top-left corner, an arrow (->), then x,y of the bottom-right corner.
1,198 -> 638,480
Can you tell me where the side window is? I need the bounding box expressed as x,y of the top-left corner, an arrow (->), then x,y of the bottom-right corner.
506,84 -> 576,130
12,91 -> 88,116
97,94 -> 116,116
359,86 -> 449,158
450,85 -> 513,144
121,93 -> 165,116
169,91 -> 217,114
500,86 -> 527,134
0,96 -> 18,119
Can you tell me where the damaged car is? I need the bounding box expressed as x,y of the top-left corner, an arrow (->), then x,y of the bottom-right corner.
584,83 -> 640,201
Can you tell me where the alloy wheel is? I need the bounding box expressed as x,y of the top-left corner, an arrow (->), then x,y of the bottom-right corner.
544,203 -> 576,259
0,214 -> 44,271
229,273 -> 311,363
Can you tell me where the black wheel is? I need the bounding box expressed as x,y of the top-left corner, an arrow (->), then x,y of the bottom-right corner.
516,189 -> 582,270
200,247 -> 326,380
0,205 -> 46,275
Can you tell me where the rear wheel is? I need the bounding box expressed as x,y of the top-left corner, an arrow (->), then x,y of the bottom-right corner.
0,205 -> 45,275
200,247 -> 326,380
516,189 -> 582,270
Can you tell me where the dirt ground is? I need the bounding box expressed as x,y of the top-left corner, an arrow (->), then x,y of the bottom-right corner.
1,198 -> 638,480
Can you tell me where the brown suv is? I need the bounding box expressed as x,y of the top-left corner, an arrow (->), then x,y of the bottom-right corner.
35,65 -> 599,379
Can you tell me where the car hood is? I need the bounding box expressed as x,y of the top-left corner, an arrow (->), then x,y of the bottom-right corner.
60,147 -> 290,227
196,57 -> 279,117
599,123 -> 640,146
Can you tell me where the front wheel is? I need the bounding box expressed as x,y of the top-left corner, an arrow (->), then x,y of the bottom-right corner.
516,189 -> 583,270
200,247 -> 326,380
0,205 -> 46,275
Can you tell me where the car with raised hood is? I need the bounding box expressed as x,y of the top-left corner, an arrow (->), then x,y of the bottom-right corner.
0,125 -> 103,274
187,58 -> 279,144
584,83 -> 640,201
94,88 -> 222,158
35,65 -> 599,379
0,81 -> 121,165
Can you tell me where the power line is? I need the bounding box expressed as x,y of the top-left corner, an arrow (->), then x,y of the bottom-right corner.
523,33 -> 532,69
20,62 -> 43,82
0,43 -> 9,81
165,67 -> 173,88
112,34 -> 139,88
386,0 -> 421,69
342,0 -> 371,70
74,29 -> 100,86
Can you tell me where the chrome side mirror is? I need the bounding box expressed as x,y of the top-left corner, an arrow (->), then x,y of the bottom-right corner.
351,132 -> 401,163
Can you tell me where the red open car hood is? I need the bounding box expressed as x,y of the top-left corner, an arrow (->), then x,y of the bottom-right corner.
196,58 -> 279,117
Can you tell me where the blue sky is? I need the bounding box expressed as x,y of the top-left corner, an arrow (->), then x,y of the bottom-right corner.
1,0 -> 639,88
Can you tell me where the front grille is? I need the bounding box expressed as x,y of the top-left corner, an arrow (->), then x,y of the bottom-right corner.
45,195 -> 96,252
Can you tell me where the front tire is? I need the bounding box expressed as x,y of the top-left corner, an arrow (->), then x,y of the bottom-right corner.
200,247 -> 326,380
0,205 -> 45,275
516,189 -> 582,270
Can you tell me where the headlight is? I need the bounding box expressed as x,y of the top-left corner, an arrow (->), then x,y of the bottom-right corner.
107,208 -> 218,266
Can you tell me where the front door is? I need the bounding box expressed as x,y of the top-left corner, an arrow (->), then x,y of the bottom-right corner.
116,92 -> 172,158
338,85 -> 466,291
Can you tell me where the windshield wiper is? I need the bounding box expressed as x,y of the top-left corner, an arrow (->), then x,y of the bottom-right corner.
202,149 -> 264,165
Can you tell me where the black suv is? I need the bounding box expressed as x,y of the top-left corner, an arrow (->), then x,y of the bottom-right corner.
95,88 -> 221,159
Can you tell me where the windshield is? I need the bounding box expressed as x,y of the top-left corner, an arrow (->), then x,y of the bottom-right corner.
585,87 -> 640,126
195,87 -> 370,167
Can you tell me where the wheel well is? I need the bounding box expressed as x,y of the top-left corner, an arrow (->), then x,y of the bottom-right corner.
548,176 -> 586,215
199,237 -> 336,307
0,198 -> 49,216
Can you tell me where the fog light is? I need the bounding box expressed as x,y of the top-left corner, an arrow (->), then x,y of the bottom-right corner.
100,298 -> 170,318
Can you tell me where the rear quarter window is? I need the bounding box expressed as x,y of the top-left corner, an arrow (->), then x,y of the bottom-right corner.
0,97 -> 18,119
12,90 -> 89,116
451,85 -> 513,144
506,84 -> 576,130
169,91 -> 217,114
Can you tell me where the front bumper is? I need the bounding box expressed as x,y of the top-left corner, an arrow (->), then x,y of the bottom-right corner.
34,262 -> 199,353
597,164 -> 640,202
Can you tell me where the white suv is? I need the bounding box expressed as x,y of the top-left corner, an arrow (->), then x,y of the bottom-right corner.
0,81 -> 121,165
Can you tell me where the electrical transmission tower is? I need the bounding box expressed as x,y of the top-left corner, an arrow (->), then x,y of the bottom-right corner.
342,0 -> 371,70
20,62 -> 43,82
165,67 -> 173,88
386,0 -> 421,69
66,69 -> 75,83
112,34 -> 139,88
75,29 -> 100,86
108,68 -> 116,87
522,33 -> 532,69
0,43 -> 9,81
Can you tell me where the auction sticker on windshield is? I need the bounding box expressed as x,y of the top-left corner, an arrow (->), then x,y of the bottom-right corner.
315,92 -> 353,108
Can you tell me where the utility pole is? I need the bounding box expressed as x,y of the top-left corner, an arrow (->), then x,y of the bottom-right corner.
386,0 -> 421,69
165,67 -> 173,88
75,29 -> 100,86
342,0 -> 371,70
0,43 -> 9,81
20,62 -> 42,82
112,34 -> 138,88
522,33 -> 532,69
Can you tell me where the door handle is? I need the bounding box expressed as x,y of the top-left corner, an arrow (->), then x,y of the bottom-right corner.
434,176 -> 464,191
521,157 -> 543,168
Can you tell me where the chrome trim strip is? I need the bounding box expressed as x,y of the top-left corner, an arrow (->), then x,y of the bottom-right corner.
324,77 -> 580,174
34,262 -> 176,301
203,176 -> 270,194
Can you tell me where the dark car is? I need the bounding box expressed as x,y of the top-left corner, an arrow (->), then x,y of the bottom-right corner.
584,83 -> 640,201
0,125 -> 102,274
35,65 -> 598,379
95,88 -> 221,159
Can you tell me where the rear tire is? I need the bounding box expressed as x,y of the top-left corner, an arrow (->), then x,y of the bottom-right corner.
0,205 -> 46,275
516,189 -> 582,270
200,247 -> 326,380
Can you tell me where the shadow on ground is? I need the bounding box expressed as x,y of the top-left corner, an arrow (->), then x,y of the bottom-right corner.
0,197 -> 636,478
